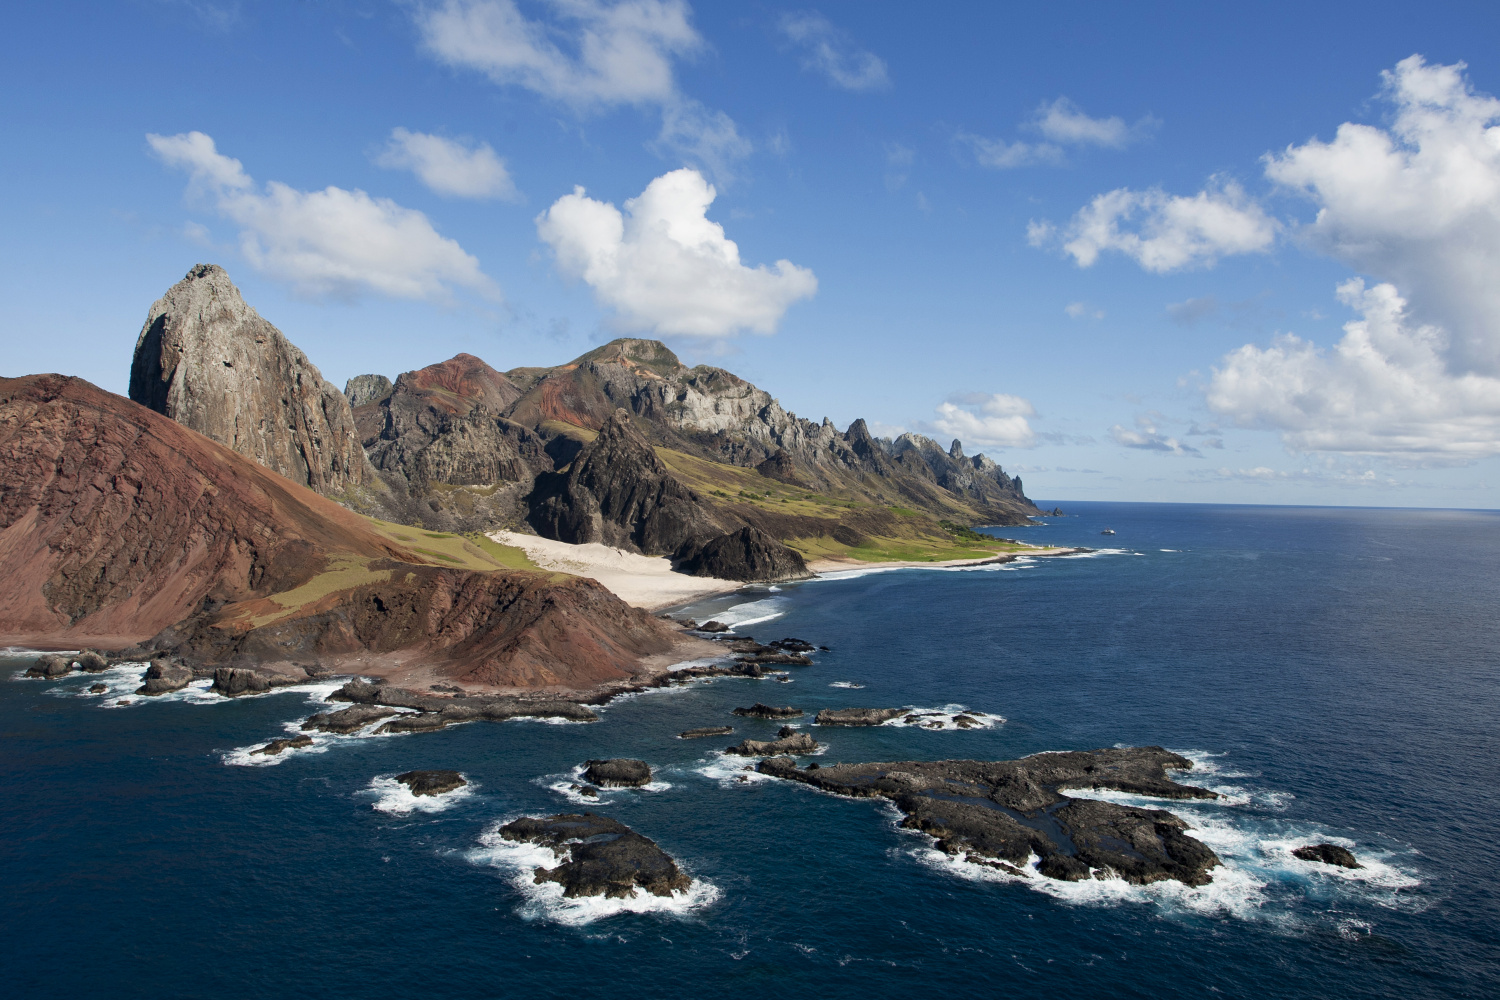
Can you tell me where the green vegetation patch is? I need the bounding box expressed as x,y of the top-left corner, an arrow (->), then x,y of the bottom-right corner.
359,515 -> 541,573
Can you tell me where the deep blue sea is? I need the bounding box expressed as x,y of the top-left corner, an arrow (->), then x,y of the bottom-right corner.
4,502 -> 1499,999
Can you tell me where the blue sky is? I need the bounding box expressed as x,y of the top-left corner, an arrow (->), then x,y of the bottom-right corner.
4,1 -> 1500,507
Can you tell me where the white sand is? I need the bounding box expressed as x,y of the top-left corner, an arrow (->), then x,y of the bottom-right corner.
487,531 -> 745,610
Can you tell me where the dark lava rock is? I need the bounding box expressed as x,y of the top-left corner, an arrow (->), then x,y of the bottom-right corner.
211,667 -> 298,697
737,651 -> 812,666
301,704 -> 399,734
674,525 -> 812,583
330,680 -> 598,734
25,653 -> 73,678
75,649 -> 110,672
695,620 -> 730,633
137,660 -> 194,695
770,638 -> 815,653
732,702 -> 802,719
251,735 -> 313,756
395,770 -> 467,796
756,746 -> 1221,887
499,813 -> 692,899
582,759 -> 652,788
1293,843 -> 1362,869
662,662 -> 782,683
89,683 -> 108,694
680,726 -> 735,739
815,708 -> 905,727
726,728 -> 820,756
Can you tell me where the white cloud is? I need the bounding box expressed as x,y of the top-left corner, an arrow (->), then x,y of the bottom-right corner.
148,131 -> 495,301
1109,414 -> 1199,455
535,167 -> 816,337
1034,97 -> 1153,148
376,128 -> 518,200
1208,279 -> 1500,460
1064,301 -> 1103,320
655,99 -> 752,182
1208,56 -> 1500,462
415,0 -> 698,107
414,0 -> 748,179
1265,55 -> 1500,377
959,132 -> 1063,169
927,393 -> 1037,449
1034,176 -> 1277,272
777,11 -> 889,92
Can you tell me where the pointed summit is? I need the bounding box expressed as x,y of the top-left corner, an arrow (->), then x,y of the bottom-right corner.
572,338 -> 685,376
129,264 -> 368,494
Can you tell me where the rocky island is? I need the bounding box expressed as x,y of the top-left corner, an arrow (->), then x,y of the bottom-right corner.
499,813 -> 693,899
757,747 -> 1223,886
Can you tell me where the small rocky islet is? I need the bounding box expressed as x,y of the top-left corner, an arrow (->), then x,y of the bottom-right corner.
499,813 -> 692,899
395,770 -> 467,796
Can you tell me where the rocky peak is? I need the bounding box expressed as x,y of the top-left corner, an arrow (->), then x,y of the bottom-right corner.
394,353 -> 520,416
128,264 -> 368,494
574,338 -> 685,377
949,439 -> 965,460
345,374 -> 393,408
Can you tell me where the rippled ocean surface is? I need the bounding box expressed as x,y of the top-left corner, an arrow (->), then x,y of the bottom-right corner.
4,502 -> 1498,998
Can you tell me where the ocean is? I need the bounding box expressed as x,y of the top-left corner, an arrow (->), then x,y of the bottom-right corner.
4,501 -> 1498,999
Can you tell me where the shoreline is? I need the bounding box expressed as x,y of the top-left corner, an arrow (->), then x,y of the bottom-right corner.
489,530 -> 1089,613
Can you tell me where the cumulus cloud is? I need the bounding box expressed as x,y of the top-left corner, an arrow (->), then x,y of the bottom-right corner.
1266,55 -> 1500,377
148,131 -> 495,301
414,0 -> 748,179
1064,301 -> 1103,320
376,128 -> 518,200
535,167 -> 816,337
927,393 -> 1037,449
1206,56 -> 1500,462
1109,414 -> 1199,455
1208,279 -> 1500,460
1032,177 -> 1277,272
1034,97 -> 1153,148
777,11 -> 889,92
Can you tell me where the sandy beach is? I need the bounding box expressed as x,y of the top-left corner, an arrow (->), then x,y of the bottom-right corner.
490,530 -> 1085,610
487,531 -> 748,610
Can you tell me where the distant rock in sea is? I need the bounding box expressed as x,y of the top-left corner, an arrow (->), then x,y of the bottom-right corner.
129,264 -> 370,494
395,770 -> 467,796
581,758 -> 652,787
1293,843 -> 1362,868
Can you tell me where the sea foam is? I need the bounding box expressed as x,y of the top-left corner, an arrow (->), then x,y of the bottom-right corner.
366,775 -> 474,815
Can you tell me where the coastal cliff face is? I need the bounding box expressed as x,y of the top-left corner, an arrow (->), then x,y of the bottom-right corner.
129,264 -> 370,494
0,374 -> 680,688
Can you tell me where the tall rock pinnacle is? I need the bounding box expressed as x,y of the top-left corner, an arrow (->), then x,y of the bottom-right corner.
129,264 -> 368,494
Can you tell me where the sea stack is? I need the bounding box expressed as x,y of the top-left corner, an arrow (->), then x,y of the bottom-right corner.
129,263 -> 369,494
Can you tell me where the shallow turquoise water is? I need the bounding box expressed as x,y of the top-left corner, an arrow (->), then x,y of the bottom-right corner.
3,502 -> 1497,998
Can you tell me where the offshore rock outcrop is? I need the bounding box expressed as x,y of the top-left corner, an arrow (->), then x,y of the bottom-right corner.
726,726 -> 819,756
758,747 -> 1222,886
814,707 -> 906,726
581,759 -> 652,787
499,813 -> 692,899
396,770 -> 467,796
129,264 -> 369,494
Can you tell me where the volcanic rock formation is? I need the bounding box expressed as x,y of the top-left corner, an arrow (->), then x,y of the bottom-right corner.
758,747 -> 1222,886
499,813 -> 692,898
129,265 -> 369,494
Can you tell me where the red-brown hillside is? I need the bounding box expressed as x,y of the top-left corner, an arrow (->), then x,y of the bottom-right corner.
0,375 -> 681,690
